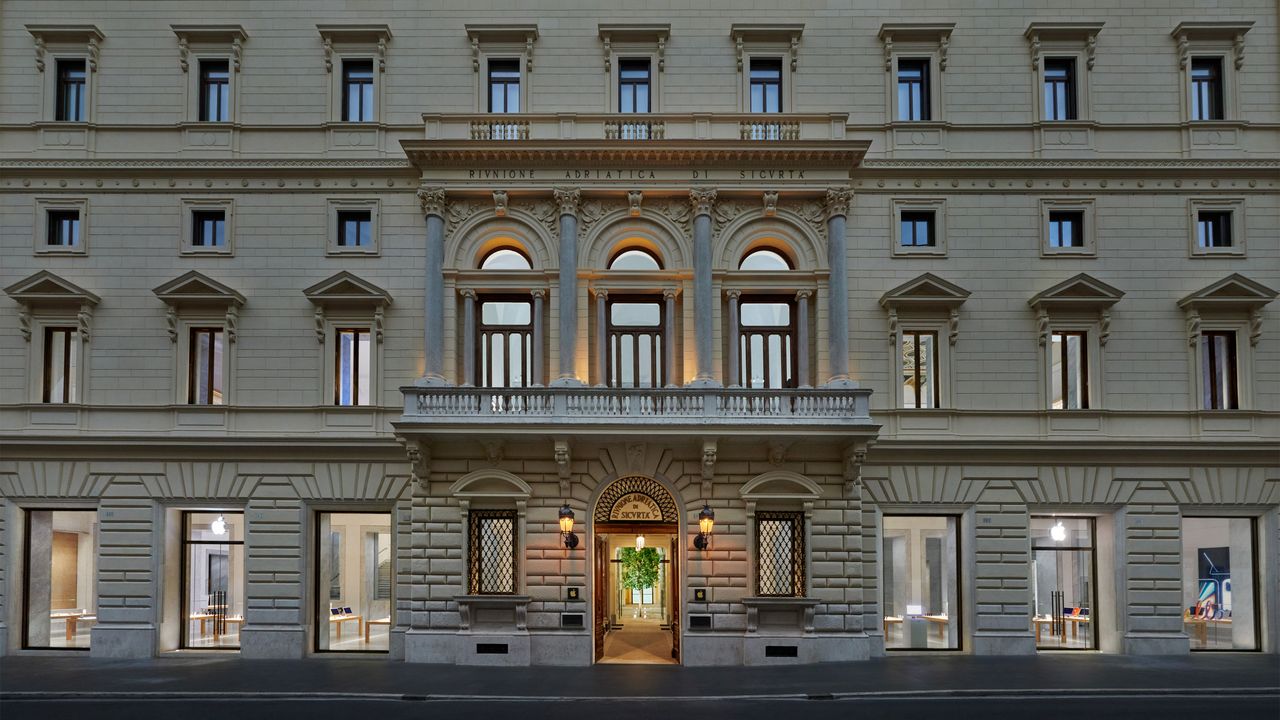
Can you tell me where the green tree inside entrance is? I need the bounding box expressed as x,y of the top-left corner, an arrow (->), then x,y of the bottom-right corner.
619,547 -> 660,592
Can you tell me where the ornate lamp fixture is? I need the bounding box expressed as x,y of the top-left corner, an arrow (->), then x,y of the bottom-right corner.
694,503 -> 715,550
558,504 -> 579,549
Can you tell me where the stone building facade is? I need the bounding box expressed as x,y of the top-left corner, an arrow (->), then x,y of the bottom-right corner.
0,1 -> 1276,666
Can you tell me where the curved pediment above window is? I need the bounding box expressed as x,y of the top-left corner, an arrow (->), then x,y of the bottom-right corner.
1177,273 -> 1276,313
449,469 -> 533,499
1027,273 -> 1123,313
880,272 -> 971,312
740,470 -> 823,501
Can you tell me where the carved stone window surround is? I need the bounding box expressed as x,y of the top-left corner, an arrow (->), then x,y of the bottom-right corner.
27,25 -> 104,125
891,197 -> 947,257
172,25 -> 247,125
467,24 -> 539,113
1025,23 -> 1103,125
326,198 -> 381,256
153,271 -> 245,405
1187,197 -> 1245,258
1171,22 -> 1252,124
1039,197 -> 1096,258
317,24 -> 391,126
4,271 -> 99,404
598,24 -> 669,112
878,23 -> 955,125
33,197 -> 89,256
731,24 -> 803,113
179,197 -> 235,256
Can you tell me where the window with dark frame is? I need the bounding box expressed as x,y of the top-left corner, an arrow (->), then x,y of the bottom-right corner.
1048,210 -> 1084,248
902,330 -> 939,409
1044,58 -> 1077,121
342,59 -> 374,122
755,511 -> 805,597
1201,331 -> 1238,410
468,510 -> 517,595
619,58 -> 651,113
897,58 -> 930,121
900,211 -> 936,247
488,58 -> 521,113
1191,57 -> 1224,121
42,326 -> 78,404
47,210 -> 81,247
478,295 -> 534,387
336,210 -> 373,247
1197,210 -> 1233,248
55,59 -> 87,122
199,59 -> 231,122
192,210 -> 226,247
749,57 -> 783,113
1050,331 -> 1088,410
188,327 -> 225,405
335,328 -> 371,406
180,511 -> 244,650
607,295 -> 664,388
739,298 -> 797,389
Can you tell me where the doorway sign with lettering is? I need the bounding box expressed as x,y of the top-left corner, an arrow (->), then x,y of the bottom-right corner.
608,493 -> 665,522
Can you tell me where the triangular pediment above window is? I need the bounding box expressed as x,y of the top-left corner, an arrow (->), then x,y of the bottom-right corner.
1178,274 -> 1277,313
880,273 -> 971,311
1028,273 -> 1124,312
4,271 -> 101,307
303,271 -> 392,309
153,271 -> 246,308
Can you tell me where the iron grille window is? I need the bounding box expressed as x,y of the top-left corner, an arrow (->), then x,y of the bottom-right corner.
739,298 -> 796,388
478,296 -> 533,387
1048,211 -> 1084,248
42,326 -> 78,403
1191,58 -> 1224,121
337,210 -> 373,247
199,60 -> 230,122
188,327 -> 225,405
468,510 -> 517,594
607,296 -> 664,388
1197,211 -> 1232,248
335,328 -> 371,405
55,59 -> 87,122
897,58 -> 930,121
1043,58 -> 1077,120
756,511 -> 805,597
902,330 -> 939,409
342,59 -> 374,122
1201,331 -> 1238,410
1050,331 -> 1088,410
619,58 -> 651,113
900,211 -> 935,246
488,58 -> 521,113
47,210 -> 81,247
192,210 -> 226,247
749,57 -> 782,113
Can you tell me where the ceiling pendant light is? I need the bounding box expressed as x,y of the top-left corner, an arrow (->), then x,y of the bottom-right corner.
635,534 -> 645,550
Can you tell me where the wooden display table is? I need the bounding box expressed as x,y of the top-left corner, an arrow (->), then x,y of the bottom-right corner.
365,617 -> 391,643
330,613 -> 362,639
50,611 -> 92,642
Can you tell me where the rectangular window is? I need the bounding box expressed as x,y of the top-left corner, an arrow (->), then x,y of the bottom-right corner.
468,510 -> 517,595
739,299 -> 796,389
608,297 -> 664,388
316,512 -> 392,652
187,328 -> 225,405
1201,331 -> 1238,410
23,509 -> 98,649
1031,516 -> 1096,650
882,515 -> 960,650
198,60 -> 231,122
1044,58 -> 1077,121
901,331 -> 938,409
336,210 -> 373,247
755,511 -> 805,597
1048,211 -> 1084,248
897,58 -> 930,121
1197,211 -> 1232,248
47,210 -> 81,247
1182,517 -> 1258,651
342,59 -> 375,122
619,58 -> 651,113
900,211 -> 936,247
479,297 -> 533,388
1050,331 -> 1088,410
192,210 -> 226,247
749,57 -> 783,113
488,58 -> 521,113
1191,58 -> 1224,121
335,328 -> 371,406
42,327 -> 78,404
181,512 -> 244,650
55,59 -> 87,122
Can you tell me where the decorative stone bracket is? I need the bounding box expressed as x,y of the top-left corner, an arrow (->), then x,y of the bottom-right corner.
554,437 -> 572,496
171,24 -> 248,73
317,24 -> 392,73
701,438 -> 718,497
26,24 -> 104,73
742,596 -> 819,634
843,442 -> 870,497
455,595 -> 530,631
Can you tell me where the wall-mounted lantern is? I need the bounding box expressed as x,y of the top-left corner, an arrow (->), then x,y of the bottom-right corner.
558,504 -> 579,549
694,503 -> 715,550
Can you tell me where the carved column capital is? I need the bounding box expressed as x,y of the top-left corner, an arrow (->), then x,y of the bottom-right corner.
689,188 -> 718,217
530,288 -> 547,300
553,187 -> 581,217
823,186 -> 853,220
794,289 -> 813,301
662,287 -> 680,301
591,286 -> 609,301
417,186 -> 447,217
724,289 -> 742,301
458,287 -> 477,300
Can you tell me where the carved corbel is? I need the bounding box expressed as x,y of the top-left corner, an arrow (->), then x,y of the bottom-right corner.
1036,307 -> 1050,347
627,190 -> 643,217
1028,32 -> 1040,69
823,186 -> 853,220
322,36 -> 332,72
843,443 -> 868,497
225,304 -> 239,343
17,307 -> 31,342
1249,308 -> 1262,347
1186,309 -> 1201,347
377,36 -> 387,72
657,36 -> 666,72
402,440 -> 429,488
882,35 -> 893,71
493,190 -> 509,217
231,36 -> 242,72
554,438 -> 571,496
77,302 -> 92,342
469,33 -> 480,72
789,33 -> 800,71
1086,33 -> 1097,70
374,305 -> 385,344
1099,308 -> 1112,347
313,307 -> 325,344
166,306 -> 179,342
767,440 -> 790,466
949,308 -> 960,346
887,307 -> 899,347
1176,33 -> 1189,70
938,33 -> 949,71
34,35 -> 46,72
417,186 -> 447,217
525,33 -> 535,71
625,442 -> 645,471
177,36 -> 189,72
700,438 -> 717,498
601,33 -> 612,72
87,36 -> 100,72
1233,33 -> 1245,70
483,439 -> 505,465
762,190 -> 779,217
735,34 -> 745,71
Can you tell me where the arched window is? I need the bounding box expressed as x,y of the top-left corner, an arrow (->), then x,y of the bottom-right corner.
739,299 -> 796,388
739,248 -> 793,271
480,247 -> 533,270
608,247 -> 663,271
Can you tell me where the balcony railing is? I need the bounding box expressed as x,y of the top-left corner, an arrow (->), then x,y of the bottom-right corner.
425,112 -> 849,143
399,385 -> 873,429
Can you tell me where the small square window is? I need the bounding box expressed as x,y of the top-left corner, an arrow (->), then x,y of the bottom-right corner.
1048,211 -> 1084,248
1197,211 -> 1232,248
1189,200 -> 1245,257
192,210 -> 227,247
900,211 -> 935,247
46,210 -> 81,248
892,200 -> 946,256
337,210 -> 373,247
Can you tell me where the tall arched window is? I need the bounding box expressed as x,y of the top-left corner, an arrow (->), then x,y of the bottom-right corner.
730,246 -> 802,387
594,246 -> 669,387
465,244 -> 541,386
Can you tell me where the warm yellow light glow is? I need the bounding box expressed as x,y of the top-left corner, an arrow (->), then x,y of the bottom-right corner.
635,534 -> 645,549
699,513 -> 714,536
559,514 -> 574,534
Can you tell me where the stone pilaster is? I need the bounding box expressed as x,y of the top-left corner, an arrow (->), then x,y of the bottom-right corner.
0,497 -> 7,656
1120,484 -> 1188,655
90,477 -> 159,658
239,481 -> 306,658
971,481 -> 1035,655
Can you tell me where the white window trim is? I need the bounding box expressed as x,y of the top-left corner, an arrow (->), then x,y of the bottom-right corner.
323,318 -> 382,407
1188,198 -> 1246,257
28,314 -> 90,404
34,197 -> 89,255
185,53 -> 238,124
1040,198 -> 1097,257
180,198 -> 235,256
172,316 -> 233,405
878,24 -> 953,125
739,51 -> 792,113
1042,320 -> 1103,411
1172,22 -> 1252,124
892,198 -> 947,257
893,321 -> 953,410
1192,320 -> 1252,411
327,198 -> 381,256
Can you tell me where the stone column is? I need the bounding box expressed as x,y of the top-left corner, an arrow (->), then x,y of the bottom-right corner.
553,188 -> 582,385
460,289 -> 476,386
663,288 -> 678,386
531,289 -> 545,385
593,288 -> 608,385
725,290 -> 741,386
690,188 -> 718,386
417,186 -> 449,386
796,289 -> 811,387
824,187 -> 853,385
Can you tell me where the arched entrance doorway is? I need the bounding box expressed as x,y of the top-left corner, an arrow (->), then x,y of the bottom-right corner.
592,475 -> 682,664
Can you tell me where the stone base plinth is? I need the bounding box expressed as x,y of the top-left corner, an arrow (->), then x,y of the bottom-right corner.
1123,633 -> 1190,655
240,625 -> 306,659
90,624 -> 156,658
971,631 -> 1036,655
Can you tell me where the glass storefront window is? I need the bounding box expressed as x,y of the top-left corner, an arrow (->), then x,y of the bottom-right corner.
316,512 -> 392,652
183,512 -> 245,649
1031,516 -> 1096,650
24,509 -> 98,649
1182,517 -> 1257,651
881,515 -> 960,650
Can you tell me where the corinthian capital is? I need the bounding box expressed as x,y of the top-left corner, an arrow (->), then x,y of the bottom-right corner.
417,186 -> 447,217
553,187 -> 581,217
689,188 -> 718,217
823,186 -> 853,220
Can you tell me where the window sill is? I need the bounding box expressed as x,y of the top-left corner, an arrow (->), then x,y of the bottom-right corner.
455,595 -> 531,632
893,246 -> 946,257
1042,247 -> 1097,258
1190,248 -> 1246,258
742,596 -> 819,634
34,247 -> 87,256
180,248 -> 234,257
326,246 -> 380,257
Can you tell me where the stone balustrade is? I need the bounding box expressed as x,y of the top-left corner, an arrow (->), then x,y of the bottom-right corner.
425,112 -> 848,142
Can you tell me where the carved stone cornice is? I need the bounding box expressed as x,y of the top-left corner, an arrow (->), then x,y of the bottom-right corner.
553,187 -> 581,217
417,186 -> 446,217
689,188 -> 718,217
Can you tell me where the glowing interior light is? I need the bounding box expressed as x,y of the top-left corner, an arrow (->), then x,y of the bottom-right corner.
635,534 -> 645,549
211,515 -> 227,536
1050,520 -> 1067,543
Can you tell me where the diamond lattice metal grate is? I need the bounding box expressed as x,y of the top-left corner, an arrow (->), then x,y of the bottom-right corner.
469,510 -> 517,594
756,511 -> 805,596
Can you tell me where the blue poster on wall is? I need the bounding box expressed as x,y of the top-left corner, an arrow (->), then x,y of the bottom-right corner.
1196,546 -> 1231,618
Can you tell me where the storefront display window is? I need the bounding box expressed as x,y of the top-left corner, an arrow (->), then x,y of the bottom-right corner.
881,515 -> 960,650
1182,517 -> 1257,651
24,509 -> 98,649
316,512 -> 392,652
1031,516 -> 1096,650
183,511 -> 245,649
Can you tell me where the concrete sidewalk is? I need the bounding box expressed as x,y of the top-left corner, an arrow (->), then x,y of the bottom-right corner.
1,653 -> 1277,701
